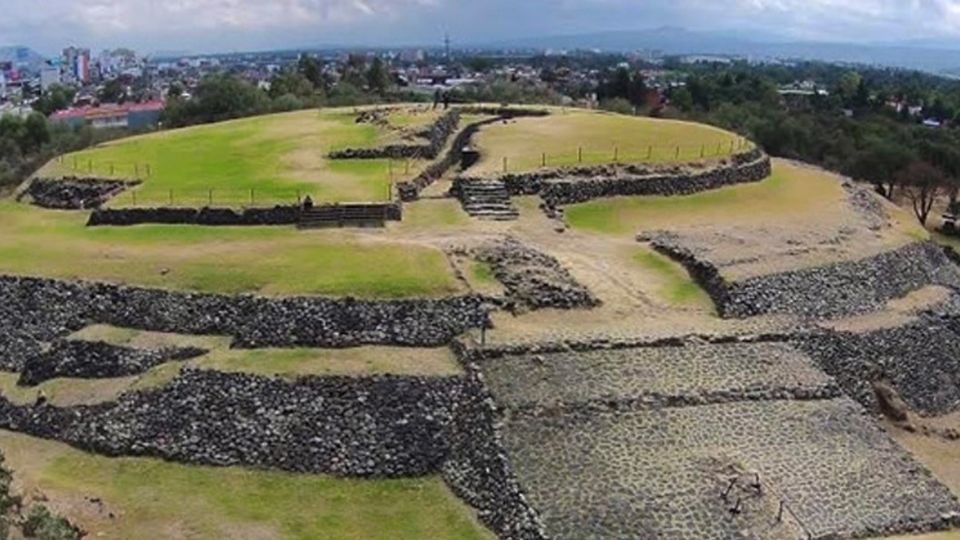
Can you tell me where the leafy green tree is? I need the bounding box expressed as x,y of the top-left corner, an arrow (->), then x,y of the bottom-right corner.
268,69 -> 315,99
670,87 -> 694,112
297,55 -> 323,89
366,57 -> 391,95
32,85 -> 74,116
98,78 -> 125,103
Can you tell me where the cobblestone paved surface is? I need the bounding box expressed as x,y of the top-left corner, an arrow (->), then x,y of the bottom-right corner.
479,342 -> 836,409
501,399 -> 959,539
479,340 -> 960,539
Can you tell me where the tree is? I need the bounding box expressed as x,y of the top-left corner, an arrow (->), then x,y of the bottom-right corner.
670,87 -> 694,112
297,55 -> 322,89
98,78 -> 125,103
846,140 -> 915,199
268,69 -> 315,99
898,161 -> 947,226
366,57 -> 391,95
838,71 -> 862,104
32,84 -> 74,116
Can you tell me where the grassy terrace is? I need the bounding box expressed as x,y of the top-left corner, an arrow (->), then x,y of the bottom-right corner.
0,431 -> 493,540
566,160 -> 849,235
468,108 -> 747,175
0,201 -> 460,297
38,107 -> 439,206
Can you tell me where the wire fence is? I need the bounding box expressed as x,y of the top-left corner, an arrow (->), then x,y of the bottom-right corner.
493,137 -> 753,173
52,155 -> 407,207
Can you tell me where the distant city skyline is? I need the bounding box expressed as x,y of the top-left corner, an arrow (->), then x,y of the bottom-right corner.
8,0 -> 960,56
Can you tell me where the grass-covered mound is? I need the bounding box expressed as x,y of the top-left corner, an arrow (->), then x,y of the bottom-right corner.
565,160 -> 848,235
0,431 -> 493,540
0,201 -> 460,297
38,108 -> 440,206
468,108 -> 747,175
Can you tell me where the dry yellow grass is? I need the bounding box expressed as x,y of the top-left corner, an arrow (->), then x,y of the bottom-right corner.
469,109 -> 746,175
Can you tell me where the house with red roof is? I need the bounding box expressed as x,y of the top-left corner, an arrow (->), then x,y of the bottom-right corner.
50,100 -> 164,130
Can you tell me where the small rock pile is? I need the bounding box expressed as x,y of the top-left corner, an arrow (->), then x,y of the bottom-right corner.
21,177 -> 139,210
18,339 -> 207,386
462,237 -> 599,311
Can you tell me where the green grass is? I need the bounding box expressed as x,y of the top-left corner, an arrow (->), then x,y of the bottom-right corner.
470,109 -> 747,174
41,108 -> 429,205
633,249 -> 711,307
469,261 -> 496,285
0,431 -> 493,540
566,161 -> 841,235
0,201 -> 461,298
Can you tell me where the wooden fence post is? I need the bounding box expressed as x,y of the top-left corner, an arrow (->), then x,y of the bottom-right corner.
208,189 -> 213,206
614,146 -> 619,162
503,157 -> 508,173
542,152 -> 546,167
578,147 -> 583,163
700,145 -> 705,158
169,189 -> 173,205
675,146 -> 680,159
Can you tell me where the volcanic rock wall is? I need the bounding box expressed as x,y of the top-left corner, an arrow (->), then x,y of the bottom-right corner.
397,108 -> 557,201
87,205 -> 303,226
651,240 -> 960,319
457,237 -> 599,311
328,109 -> 461,160
0,275 -> 490,370
0,369 -> 462,477
18,339 -> 207,386
455,148 -> 769,206
21,177 -> 139,209
796,295 -> 960,416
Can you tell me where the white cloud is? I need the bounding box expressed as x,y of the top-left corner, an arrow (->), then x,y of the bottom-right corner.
7,0 -> 960,53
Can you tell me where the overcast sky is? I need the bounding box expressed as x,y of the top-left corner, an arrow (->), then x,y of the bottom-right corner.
7,0 -> 960,55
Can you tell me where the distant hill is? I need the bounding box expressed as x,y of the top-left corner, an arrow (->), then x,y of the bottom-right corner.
481,27 -> 960,74
0,46 -> 47,71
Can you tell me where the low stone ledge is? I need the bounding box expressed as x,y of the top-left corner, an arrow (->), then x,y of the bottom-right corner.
18,339 -> 207,386
329,109 -> 461,160
0,369 -> 465,477
649,239 -> 960,319
453,237 -> 599,312
87,205 -> 301,226
443,344 -> 550,540
20,177 -> 140,210
454,148 -> 769,207
0,274 -> 492,371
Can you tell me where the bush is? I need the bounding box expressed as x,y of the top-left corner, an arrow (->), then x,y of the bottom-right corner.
22,505 -> 81,540
599,97 -> 635,115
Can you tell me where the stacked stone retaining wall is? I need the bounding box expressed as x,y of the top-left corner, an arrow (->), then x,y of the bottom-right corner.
87,205 -> 302,226
650,240 -> 960,319
0,369 -> 463,477
329,110 -> 461,160
18,339 -> 207,386
21,177 -> 139,210
397,108 -> 558,201
0,274 -> 490,370
454,148 -> 769,206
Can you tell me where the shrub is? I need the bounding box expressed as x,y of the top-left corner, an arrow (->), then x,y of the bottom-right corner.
22,505 -> 81,540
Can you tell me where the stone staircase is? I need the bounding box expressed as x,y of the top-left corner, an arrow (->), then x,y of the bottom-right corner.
298,204 -> 392,229
457,180 -> 518,221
